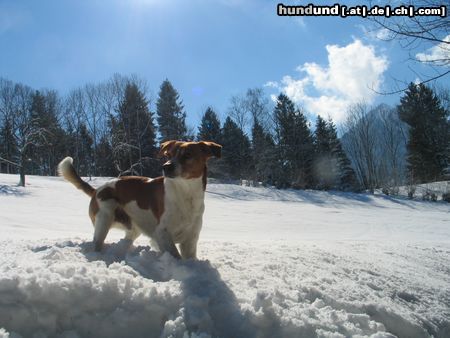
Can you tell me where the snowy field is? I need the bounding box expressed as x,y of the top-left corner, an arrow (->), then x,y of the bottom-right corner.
0,173 -> 449,338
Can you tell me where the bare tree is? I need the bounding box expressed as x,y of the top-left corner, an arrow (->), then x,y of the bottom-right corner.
84,83 -> 106,176
64,88 -> 87,173
342,103 -> 379,192
245,88 -> 272,129
228,88 -> 273,133
378,105 -> 408,192
0,78 -> 17,174
4,83 -> 48,186
228,94 -> 250,132
434,84 -> 450,112
369,0 -> 450,92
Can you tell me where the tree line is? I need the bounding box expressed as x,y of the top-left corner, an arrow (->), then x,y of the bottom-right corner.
0,74 -> 449,194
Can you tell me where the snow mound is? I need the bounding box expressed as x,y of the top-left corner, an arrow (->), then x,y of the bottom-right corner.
0,239 -> 239,338
1,239 -> 449,337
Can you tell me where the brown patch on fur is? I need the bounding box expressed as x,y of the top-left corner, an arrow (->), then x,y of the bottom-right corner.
159,140 -> 183,158
176,142 -> 221,180
88,196 -> 99,223
199,141 -> 222,159
114,207 -> 132,229
97,186 -> 115,201
97,176 -> 165,222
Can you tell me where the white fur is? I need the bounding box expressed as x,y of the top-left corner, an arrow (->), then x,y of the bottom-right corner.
161,176 -> 205,259
57,157 -> 76,184
57,157 -> 73,175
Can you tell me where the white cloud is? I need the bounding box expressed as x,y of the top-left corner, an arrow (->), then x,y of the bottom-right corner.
416,35 -> 450,67
264,81 -> 279,89
374,28 -> 390,40
268,39 -> 388,122
359,24 -> 391,41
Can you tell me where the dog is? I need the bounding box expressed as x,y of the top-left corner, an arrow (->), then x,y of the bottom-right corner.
57,140 -> 222,259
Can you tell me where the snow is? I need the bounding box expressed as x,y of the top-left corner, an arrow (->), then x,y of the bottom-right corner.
0,173 -> 449,337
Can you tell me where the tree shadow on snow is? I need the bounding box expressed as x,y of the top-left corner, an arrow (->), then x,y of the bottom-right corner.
0,184 -> 29,197
207,187 -> 422,210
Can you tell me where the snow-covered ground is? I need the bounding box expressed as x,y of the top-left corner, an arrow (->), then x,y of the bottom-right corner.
0,173 -> 449,338
397,181 -> 450,201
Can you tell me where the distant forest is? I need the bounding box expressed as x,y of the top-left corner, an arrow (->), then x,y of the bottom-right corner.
0,74 -> 449,196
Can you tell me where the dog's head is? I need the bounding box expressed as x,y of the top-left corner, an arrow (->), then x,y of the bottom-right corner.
159,140 -> 222,179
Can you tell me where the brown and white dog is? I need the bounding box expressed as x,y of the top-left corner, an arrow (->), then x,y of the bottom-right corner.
57,140 -> 221,259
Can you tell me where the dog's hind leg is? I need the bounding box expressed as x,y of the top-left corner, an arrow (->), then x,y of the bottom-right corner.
93,210 -> 114,251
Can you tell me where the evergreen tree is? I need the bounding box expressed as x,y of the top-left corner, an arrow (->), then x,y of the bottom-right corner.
312,116 -> 359,191
156,79 -> 187,142
326,118 -> 359,191
96,135 -> 116,177
274,93 -> 314,188
0,118 -> 18,174
313,115 -> 334,189
251,117 -> 276,185
77,123 -> 94,176
197,107 -> 222,177
112,82 -> 157,176
398,83 -> 449,183
197,107 -> 221,142
221,116 -> 251,180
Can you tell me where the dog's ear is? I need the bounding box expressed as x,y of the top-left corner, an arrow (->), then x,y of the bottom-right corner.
159,140 -> 180,158
200,141 -> 222,159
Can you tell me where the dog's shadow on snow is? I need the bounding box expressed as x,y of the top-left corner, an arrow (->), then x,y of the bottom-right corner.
77,240 -> 258,338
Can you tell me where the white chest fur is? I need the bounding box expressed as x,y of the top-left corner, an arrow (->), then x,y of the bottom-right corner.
162,177 -> 205,242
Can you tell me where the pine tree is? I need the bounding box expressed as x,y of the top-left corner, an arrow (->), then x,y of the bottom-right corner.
251,118 -> 265,182
312,116 -> 359,191
197,107 -> 222,177
77,123 -> 94,176
112,82 -> 157,176
326,118 -> 359,191
274,94 -> 314,188
251,117 -> 276,185
398,83 -> 449,183
197,107 -> 221,142
156,79 -> 187,142
0,118 -> 18,174
221,116 -> 251,180
313,116 -> 334,189
96,135 -> 116,177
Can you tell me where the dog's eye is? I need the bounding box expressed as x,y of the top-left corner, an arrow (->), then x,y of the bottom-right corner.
184,152 -> 192,159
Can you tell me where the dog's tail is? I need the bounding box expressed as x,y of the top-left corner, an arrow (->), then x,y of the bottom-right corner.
57,157 -> 95,197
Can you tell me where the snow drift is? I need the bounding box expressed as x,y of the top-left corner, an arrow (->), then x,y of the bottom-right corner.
0,174 -> 449,337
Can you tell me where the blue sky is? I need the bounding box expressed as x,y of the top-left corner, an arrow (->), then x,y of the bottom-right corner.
0,0 -> 446,128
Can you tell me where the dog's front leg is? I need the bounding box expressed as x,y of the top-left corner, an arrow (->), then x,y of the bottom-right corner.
179,217 -> 202,259
179,237 -> 198,260
154,224 -> 181,259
